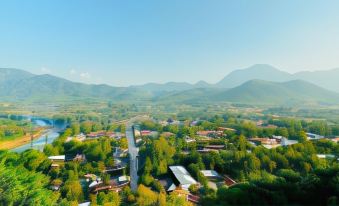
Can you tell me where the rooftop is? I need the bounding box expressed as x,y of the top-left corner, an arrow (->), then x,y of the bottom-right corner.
48,155 -> 65,161
169,166 -> 197,186
200,170 -> 220,177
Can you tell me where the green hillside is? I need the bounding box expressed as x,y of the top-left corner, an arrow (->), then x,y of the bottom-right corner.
0,69 -> 152,102
159,80 -> 339,105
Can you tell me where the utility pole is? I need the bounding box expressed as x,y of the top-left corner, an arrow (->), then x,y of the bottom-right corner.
45,135 -> 48,145
30,124 -> 34,148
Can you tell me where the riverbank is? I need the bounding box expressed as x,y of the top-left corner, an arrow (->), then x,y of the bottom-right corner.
0,128 -> 47,150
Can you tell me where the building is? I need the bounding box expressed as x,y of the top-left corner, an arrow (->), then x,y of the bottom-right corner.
200,170 -> 221,180
65,154 -> 86,162
217,127 -> 236,132
89,176 -> 130,194
331,137 -> 339,143
78,202 -> 90,206
65,133 -> 86,142
317,154 -> 335,159
161,132 -> 175,138
281,137 -> 298,146
306,133 -> 324,140
169,166 -> 198,191
249,138 -> 278,146
196,130 -> 223,138
87,131 -> 106,138
185,136 -> 196,143
204,145 -> 225,150
48,155 -> 65,163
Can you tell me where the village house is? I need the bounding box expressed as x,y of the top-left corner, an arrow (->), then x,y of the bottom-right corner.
48,155 -> 65,168
169,166 -> 198,191
196,130 -> 223,138
307,132 -> 325,140
217,127 -> 236,132
89,176 -> 130,194
65,133 -> 86,142
185,136 -> 196,143
161,132 -> 175,138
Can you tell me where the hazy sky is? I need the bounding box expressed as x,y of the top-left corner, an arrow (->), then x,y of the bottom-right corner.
1,0 -> 339,86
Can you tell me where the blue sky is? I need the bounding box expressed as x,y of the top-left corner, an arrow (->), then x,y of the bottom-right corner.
1,0 -> 339,86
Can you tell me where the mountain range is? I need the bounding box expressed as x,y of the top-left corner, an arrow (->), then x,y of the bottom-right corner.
135,64 -> 339,93
1,65 -> 339,105
0,68 -> 152,101
157,79 -> 339,105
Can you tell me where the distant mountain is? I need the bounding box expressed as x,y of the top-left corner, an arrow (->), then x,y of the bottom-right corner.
294,68 -> 339,92
131,64 -> 339,93
0,68 -> 152,101
132,82 -> 195,93
216,64 -> 293,88
1,67 -> 339,105
132,80 -> 213,93
158,79 -> 339,105
213,79 -> 339,104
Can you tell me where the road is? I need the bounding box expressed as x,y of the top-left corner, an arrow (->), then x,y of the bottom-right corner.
126,124 -> 139,191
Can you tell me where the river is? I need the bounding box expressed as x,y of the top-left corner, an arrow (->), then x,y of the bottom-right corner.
11,118 -> 66,153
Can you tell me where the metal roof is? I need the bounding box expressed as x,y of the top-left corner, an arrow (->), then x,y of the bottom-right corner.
169,166 -> 197,186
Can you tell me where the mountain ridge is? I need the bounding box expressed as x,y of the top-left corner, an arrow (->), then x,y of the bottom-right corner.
1,67 -> 339,105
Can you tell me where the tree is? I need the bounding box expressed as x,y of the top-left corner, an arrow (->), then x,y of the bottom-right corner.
0,162 -> 59,205
71,123 -> 80,135
297,131 -> 307,143
136,184 -> 158,206
167,193 -> 192,206
61,179 -> 84,202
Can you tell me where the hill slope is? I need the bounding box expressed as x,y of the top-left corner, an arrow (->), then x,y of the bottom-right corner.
214,79 -> 339,104
159,80 -> 339,105
0,68 -> 152,101
216,64 -> 293,88
294,68 -> 339,92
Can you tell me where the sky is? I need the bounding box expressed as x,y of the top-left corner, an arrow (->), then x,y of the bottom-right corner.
1,0 -> 339,86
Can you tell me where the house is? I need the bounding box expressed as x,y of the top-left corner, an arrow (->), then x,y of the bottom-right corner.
159,121 -> 169,126
169,166 -> 198,191
89,179 -> 103,188
87,131 -> 106,138
141,130 -> 152,136
200,170 -> 221,180
306,133 -> 324,140
65,133 -> 86,142
223,175 -> 237,187
272,135 -> 283,140
331,137 -> 339,143
118,176 -> 130,185
200,170 -> 228,190
317,154 -> 335,159
48,155 -> 65,165
256,120 -> 264,126
78,202 -> 91,206
281,137 -> 298,146
161,132 -> 175,138
172,189 -> 200,204
185,136 -> 196,143
197,130 -> 223,138
204,145 -> 225,150
190,120 -> 199,127
89,176 -> 130,194
65,154 -> 86,162
217,127 -> 236,132
84,174 -> 97,181
249,138 -> 278,146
